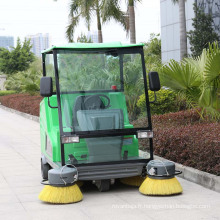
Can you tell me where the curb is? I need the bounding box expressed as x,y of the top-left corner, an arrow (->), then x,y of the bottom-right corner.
153,155 -> 220,193
0,104 -> 39,123
1,104 -> 219,193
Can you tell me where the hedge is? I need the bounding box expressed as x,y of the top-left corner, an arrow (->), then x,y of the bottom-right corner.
134,109 -> 220,176
154,122 -> 220,175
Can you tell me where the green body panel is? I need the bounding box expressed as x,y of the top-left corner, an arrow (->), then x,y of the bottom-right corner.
40,96 -> 60,162
42,42 -> 144,54
40,92 -> 139,164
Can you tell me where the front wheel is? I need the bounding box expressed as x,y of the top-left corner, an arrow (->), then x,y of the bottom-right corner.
95,179 -> 111,192
41,159 -> 51,180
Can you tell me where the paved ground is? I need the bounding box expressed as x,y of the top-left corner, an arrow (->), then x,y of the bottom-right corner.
0,107 -> 219,220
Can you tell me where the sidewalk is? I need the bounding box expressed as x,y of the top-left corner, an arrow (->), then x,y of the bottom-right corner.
0,107 -> 219,220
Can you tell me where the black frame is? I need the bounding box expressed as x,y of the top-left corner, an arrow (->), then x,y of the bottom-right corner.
42,46 -> 154,166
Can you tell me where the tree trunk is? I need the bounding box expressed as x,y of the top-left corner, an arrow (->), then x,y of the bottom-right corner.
96,2 -> 103,43
98,30 -> 103,43
129,1 -> 136,44
179,0 -> 187,59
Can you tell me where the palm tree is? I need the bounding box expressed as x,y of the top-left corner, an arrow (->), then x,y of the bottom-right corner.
66,0 -> 127,43
102,0 -> 140,44
124,0 -> 141,44
160,42 -> 220,119
172,0 -> 187,60
128,0 -> 136,44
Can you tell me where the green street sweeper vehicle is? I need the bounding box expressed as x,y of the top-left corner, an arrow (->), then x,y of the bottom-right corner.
39,42 -> 182,204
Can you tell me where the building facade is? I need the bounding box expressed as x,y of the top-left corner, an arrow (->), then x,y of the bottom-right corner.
0,36 -> 14,50
160,0 -> 220,63
197,0 -> 220,36
0,75 -> 7,91
87,31 -> 98,43
26,33 -> 50,57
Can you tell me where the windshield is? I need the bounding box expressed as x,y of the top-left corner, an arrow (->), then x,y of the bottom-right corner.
55,49 -> 149,135
44,48 -> 152,164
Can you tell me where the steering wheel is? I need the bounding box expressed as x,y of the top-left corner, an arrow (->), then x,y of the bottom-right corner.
84,94 -> 111,110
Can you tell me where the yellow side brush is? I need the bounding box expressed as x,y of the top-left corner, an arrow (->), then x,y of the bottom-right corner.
139,160 -> 183,196
39,184 -> 83,204
39,166 -> 83,204
120,176 -> 146,187
139,177 -> 182,195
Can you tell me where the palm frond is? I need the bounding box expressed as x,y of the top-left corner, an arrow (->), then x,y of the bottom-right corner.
69,0 -> 80,17
160,59 -> 201,106
102,0 -> 129,33
184,48 -> 208,75
161,42 -> 220,119
204,47 -> 220,85
66,15 -> 80,42
81,0 -> 94,30
161,60 -> 201,90
66,0 -> 94,42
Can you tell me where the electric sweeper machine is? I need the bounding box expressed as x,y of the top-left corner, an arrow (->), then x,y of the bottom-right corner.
38,43 -> 183,204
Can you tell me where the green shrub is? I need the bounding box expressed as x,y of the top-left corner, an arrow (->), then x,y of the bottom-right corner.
137,89 -> 178,115
0,90 -> 16,96
4,59 -> 41,95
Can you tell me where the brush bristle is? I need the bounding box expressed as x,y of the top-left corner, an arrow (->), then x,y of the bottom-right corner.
139,177 -> 183,195
39,184 -> 83,204
120,176 -> 146,187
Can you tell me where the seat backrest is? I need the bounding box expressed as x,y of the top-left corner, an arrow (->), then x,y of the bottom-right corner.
77,109 -> 124,163
77,109 -> 124,131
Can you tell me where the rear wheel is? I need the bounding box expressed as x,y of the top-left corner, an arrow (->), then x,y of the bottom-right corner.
41,159 -> 51,180
96,179 -> 111,192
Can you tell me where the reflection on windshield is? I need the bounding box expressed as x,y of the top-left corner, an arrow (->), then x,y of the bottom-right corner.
58,52 -> 121,92
56,51 -> 147,133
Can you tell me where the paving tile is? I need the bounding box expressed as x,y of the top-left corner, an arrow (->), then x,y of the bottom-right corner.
27,208 -> 90,220
0,174 -> 9,188
22,201 -> 68,211
16,192 -> 40,203
13,185 -> 43,195
0,194 -> 20,204
0,202 -> 25,214
0,211 -> 30,220
0,187 -> 14,195
78,203 -> 154,220
4,175 -> 41,188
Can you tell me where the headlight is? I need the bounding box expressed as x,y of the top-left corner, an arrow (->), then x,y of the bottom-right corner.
61,136 -> 79,143
137,130 -> 153,139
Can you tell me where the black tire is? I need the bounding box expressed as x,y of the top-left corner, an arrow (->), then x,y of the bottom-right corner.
96,180 -> 111,192
41,159 -> 51,180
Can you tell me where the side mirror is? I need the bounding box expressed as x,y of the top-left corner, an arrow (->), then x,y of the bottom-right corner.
148,72 -> 161,91
40,77 -> 53,97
